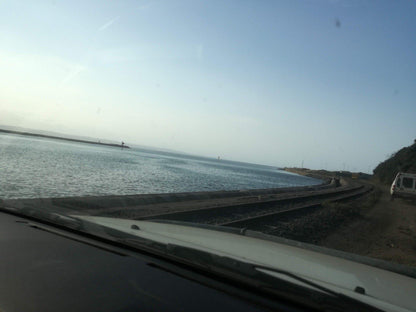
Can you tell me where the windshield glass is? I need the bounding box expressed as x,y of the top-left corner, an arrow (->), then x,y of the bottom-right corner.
1,0 -> 415,283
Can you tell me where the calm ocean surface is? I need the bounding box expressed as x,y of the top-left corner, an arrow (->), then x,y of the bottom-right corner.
0,133 -> 320,199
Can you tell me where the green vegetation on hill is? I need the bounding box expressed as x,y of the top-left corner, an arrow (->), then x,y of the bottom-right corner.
373,140 -> 416,184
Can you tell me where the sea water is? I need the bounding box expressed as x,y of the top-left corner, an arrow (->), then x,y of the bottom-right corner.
0,133 -> 320,199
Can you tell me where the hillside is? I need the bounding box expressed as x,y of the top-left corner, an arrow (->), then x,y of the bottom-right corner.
373,140 -> 416,184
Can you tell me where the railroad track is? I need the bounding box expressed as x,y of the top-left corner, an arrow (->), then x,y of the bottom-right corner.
219,184 -> 373,230
3,180 -> 334,216
140,183 -> 373,227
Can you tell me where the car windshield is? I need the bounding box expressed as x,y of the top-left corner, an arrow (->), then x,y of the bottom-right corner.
1,0 -> 415,290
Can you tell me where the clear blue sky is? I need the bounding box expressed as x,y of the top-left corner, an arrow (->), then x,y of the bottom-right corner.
0,0 -> 415,172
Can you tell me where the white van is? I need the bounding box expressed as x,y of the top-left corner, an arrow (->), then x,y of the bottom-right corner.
390,172 -> 416,199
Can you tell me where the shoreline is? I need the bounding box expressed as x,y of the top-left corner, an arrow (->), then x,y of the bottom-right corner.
0,128 -> 129,149
284,167 -> 331,181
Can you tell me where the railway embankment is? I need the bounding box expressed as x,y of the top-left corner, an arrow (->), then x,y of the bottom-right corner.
4,173 -> 413,267
1,178 -> 332,216
2,175 -> 368,231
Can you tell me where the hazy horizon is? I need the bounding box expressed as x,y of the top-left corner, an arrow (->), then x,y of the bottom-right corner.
1,1 -> 415,173
1,123 -> 407,173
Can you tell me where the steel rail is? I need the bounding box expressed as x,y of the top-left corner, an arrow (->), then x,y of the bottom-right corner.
139,184 -> 367,224
219,185 -> 373,229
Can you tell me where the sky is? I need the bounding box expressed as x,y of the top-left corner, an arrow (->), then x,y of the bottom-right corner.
0,0 -> 415,172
